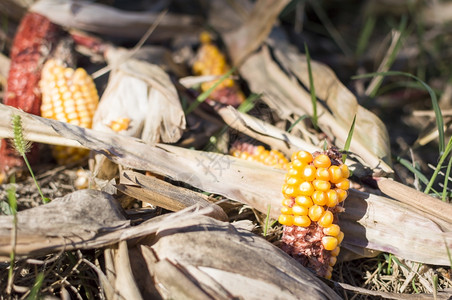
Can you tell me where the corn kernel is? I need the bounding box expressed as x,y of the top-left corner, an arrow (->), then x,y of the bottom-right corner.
331,247 -> 340,257
281,206 -> 293,215
312,191 -> 328,206
318,210 -> 334,228
337,231 -> 344,244
328,165 -> 343,184
340,164 -> 350,178
336,178 -> 350,190
278,214 -> 294,226
322,236 -> 338,251
313,154 -> 331,168
292,204 -> 308,216
294,215 -> 311,227
329,256 -> 337,266
299,181 -> 315,196
323,224 -> 340,236
308,205 -> 324,222
295,195 -> 314,208
336,188 -> 348,202
315,167 -> 331,181
301,165 -> 317,181
312,179 -> 331,192
326,190 -> 339,207
295,150 -> 313,164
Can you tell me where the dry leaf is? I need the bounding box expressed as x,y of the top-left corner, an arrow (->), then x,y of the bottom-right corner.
141,215 -> 342,300
30,0 -> 201,40
92,47 -> 186,144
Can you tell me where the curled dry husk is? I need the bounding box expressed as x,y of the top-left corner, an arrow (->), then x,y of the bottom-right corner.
1,105 -> 451,266
30,0 -> 202,40
92,47 -> 186,144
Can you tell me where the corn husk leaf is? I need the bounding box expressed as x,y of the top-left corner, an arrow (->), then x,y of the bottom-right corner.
92,47 -> 186,144
137,214 -> 342,300
30,0 -> 202,40
1,105 -> 452,265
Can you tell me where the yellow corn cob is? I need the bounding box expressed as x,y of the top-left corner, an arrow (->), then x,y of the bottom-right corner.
230,143 -> 289,169
279,148 -> 349,279
192,32 -> 244,106
39,59 -> 99,164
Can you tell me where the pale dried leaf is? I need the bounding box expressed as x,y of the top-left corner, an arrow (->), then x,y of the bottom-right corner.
238,45 -> 392,175
144,215 -> 342,300
31,0 -> 201,40
92,47 -> 186,144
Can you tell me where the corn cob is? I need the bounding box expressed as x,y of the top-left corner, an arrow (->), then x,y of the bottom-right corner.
0,13 -> 62,175
279,148 -> 349,279
230,142 -> 289,169
39,59 -> 99,164
192,32 -> 245,107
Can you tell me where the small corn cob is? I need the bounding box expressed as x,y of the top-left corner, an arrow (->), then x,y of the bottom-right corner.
192,32 -> 245,107
39,59 -> 99,164
0,13 -> 62,174
279,148 -> 349,279
230,142 -> 289,169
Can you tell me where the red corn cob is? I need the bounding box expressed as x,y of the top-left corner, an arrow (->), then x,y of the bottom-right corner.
0,13 -> 62,175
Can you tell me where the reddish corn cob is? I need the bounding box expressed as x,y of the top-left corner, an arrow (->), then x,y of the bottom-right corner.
0,13 -> 62,174
192,32 -> 245,107
39,59 -> 99,164
230,142 -> 289,169
279,148 -> 349,279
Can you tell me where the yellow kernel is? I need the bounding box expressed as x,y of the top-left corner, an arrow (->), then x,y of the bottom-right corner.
326,190 -> 339,207
293,215 -> 311,227
278,214 -> 294,226
329,256 -> 337,266
323,224 -> 340,236
340,164 -> 350,178
308,205 -> 324,222
318,210 -> 334,228
316,167 -> 331,181
291,159 -> 306,170
336,188 -> 348,203
299,181 -> 315,196
283,185 -> 298,197
295,195 -> 314,208
336,178 -> 350,190
286,176 -> 301,186
296,150 -> 313,164
286,167 -> 299,178
282,198 -> 294,208
337,231 -> 344,244
312,191 -> 328,206
325,270 -> 332,280
312,179 -> 331,192
313,154 -> 331,168
328,165 -> 343,184
281,206 -> 293,215
301,165 -> 317,181
322,236 -> 338,251
330,247 -> 340,257
292,204 -> 308,216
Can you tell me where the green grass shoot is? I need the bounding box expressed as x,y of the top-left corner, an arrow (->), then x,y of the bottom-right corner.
342,115 -> 356,163
6,176 -> 17,295
287,115 -> 308,133
304,43 -> 318,130
356,15 -> 376,57
442,155 -> 452,202
263,204 -> 271,237
353,71 -> 445,154
425,136 -> 452,194
26,272 -> 44,300
238,93 -> 260,114
396,156 -> 440,196
11,115 -> 49,204
185,67 -> 236,115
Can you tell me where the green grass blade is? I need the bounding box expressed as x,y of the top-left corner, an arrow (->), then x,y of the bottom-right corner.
263,204 -> 271,237
342,115 -> 356,163
185,67 -> 236,115
356,15 -> 376,57
353,71 -> 445,154
287,115 -> 308,133
6,176 -> 17,295
442,155 -> 452,202
425,136 -> 452,194
304,43 -> 318,130
238,93 -> 260,113
26,272 -> 44,300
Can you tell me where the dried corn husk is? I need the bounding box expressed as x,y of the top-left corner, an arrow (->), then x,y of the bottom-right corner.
0,105 -> 451,265
92,47 -> 185,144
